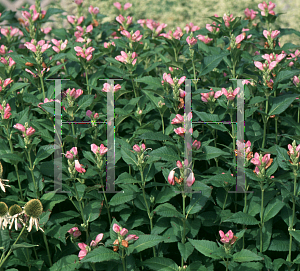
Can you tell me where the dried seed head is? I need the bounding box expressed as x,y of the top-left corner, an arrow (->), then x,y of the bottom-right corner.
24,199 -> 43,218
121,240 -> 129,248
0,202 -> 8,216
9,204 -> 22,216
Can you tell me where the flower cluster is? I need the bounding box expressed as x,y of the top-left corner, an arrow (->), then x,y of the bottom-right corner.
219,230 -> 237,253
131,143 -> 152,167
91,143 -> 108,169
78,233 -> 104,260
168,159 -> 195,187
115,51 -> 138,65
13,123 -> 35,145
65,147 -> 86,176
101,83 -> 122,93
258,1 -> 276,16
0,101 -> 11,120
68,226 -> 81,238
287,140 -> 300,167
112,223 -> 139,252
0,199 -> 44,232
74,44 -> 94,61
172,113 -> 193,137
251,153 -> 273,178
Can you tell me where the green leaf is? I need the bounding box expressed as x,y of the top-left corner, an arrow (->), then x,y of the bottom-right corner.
128,235 -> 166,254
153,203 -> 184,218
115,172 -> 141,184
188,239 -> 220,259
138,132 -> 172,141
49,255 -> 81,271
155,186 -> 177,204
136,77 -> 163,91
186,262 -> 208,271
186,188 -> 211,216
273,70 -> 300,88
121,147 -> 138,166
80,246 -> 120,263
141,257 -> 179,271
149,146 -> 179,162
268,94 -> 299,116
76,95 -> 94,112
34,145 -> 56,165
45,64 -> 64,79
197,146 -> 229,161
223,211 -> 260,225
109,190 -> 136,206
199,53 -> 230,76
83,200 -> 103,222
40,101 -> 56,115
11,242 -> 39,251
232,249 -> 263,262
263,197 -> 285,223
276,145 -> 290,170
178,242 -> 194,262
0,153 -> 23,164
194,111 -> 221,122
8,83 -> 30,93
289,230 -> 300,243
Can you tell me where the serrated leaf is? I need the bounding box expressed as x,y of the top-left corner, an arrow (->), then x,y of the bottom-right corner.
109,190 -> 136,206
223,211 -> 260,225
128,235 -> 166,254
268,94 -> 299,116
263,198 -> 285,223
80,246 -> 120,263
11,242 -> 39,251
178,242 -> 194,262
232,249 -> 263,262
142,257 -> 178,271
199,53 -> 230,76
34,145 -> 56,165
188,239 -> 220,259
49,255 -> 81,271
153,203 -> 184,218
150,146 -> 180,162
121,147 -> 138,166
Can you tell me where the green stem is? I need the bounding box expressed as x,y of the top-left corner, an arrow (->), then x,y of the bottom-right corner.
226,258 -> 229,271
260,185 -> 264,253
243,175 -> 248,249
261,97 -> 269,149
223,190 -> 228,210
298,107 -> 299,124
181,193 -> 186,268
40,75 -> 46,100
100,177 -> 112,226
121,248 -> 126,271
62,59 -> 68,77
90,263 -> 96,271
274,91 -> 278,144
5,126 -> 24,201
27,149 -> 39,199
85,68 -> 90,95
288,169 -> 298,262
160,113 -> 165,134
30,233 -> 38,260
71,123 -> 77,147
174,47 -> 178,62
192,60 -> 197,90
0,226 -> 26,268
140,168 -> 156,257
73,182 -> 89,240
43,232 -> 52,266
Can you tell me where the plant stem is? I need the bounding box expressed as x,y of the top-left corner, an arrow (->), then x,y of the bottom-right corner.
223,190 -> 228,210
30,233 -> 38,260
27,149 -> 39,199
43,232 -> 52,266
40,75 -> 46,100
85,68 -> 90,95
121,248 -> 127,271
181,193 -> 186,268
71,123 -> 77,147
100,176 -> 112,226
288,168 -> 298,262
73,182 -> 89,240
174,47 -> 177,62
5,126 -> 24,201
243,175 -> 248,249
260,185 -> 264,253
139,168 -> 156,257
261,97 -> 269,149
0,226 -> 26,268
226,258 -> 229,271
160,113 -> 165,134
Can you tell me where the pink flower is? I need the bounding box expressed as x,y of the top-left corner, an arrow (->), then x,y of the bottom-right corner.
251,152 -> 261,166
68,227 -> 81,237
99,144 -> 108,156
174,127 -> 185,137
197,35 -> 213,44
91,144 -> 99,154
120,228 -> 128,236
113,2 -> 122,10
222,87 -> 240,101
201,89 -> 222,103
90,233 -> 104,247
102,83 -> 121,93
293,76 -> 299,86
176,161 -> 183,168
244,8 -> 258,20
133,144 -> 141,152
223,13 -> 235,28
125,234 -> 139,241
258,1 -> 276,16
78,243 -> 88,260
115,51 -> 137,65
192,140 -> 201,150
26,127 -> 35,136
86,110 -> 93,118
236,33 -> 245,44
185,22 -> 200,33
13,123 -> 25,133
186,172 -> 195,187
168,170 -> 175,185
171,114 -> 184,124
74,160 -> 86,173
219,230 -> 236,244
74,0 -> 83,5
186,36 -> 197,46
113,223 -> 120,233
88,6 -> 100,15
124,3 -> 132,10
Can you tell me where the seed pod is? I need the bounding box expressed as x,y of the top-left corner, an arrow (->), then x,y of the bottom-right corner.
92,19 -> 99,27
42,62 -> 47,69
178,98 -> 184,109
236,43 -> 241,49
25,62 -> 34,66
264,42 -> 269,49
24,199 -> 43,218
227,46 -> 231,51
121,240 -> 129,248
266,81 -> 273,89
0,202 -> 8,216
9,204 -> 22,216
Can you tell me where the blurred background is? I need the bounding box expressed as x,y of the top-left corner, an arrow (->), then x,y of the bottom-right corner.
0,0 -> 299,45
